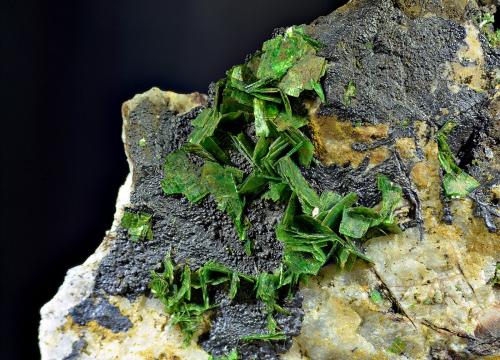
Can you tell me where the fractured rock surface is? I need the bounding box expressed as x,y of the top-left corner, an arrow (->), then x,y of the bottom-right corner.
40,0 -> 499,359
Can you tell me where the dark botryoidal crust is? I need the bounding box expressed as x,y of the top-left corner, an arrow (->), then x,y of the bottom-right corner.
92,99 -> 296,358
200,292 -> 303,359
95,102 -> 286,297
309,0 -> 499,231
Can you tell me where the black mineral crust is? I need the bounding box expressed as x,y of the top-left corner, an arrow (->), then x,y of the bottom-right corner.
92,97 -> 293,357
200,293 -> 303,360
95,100 -> 286,297
69,296 -> 132,333
306,0 -> 498,231
70,0 -> 499,358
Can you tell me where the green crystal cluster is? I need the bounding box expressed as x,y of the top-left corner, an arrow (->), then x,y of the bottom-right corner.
147,25 -> 404,356
105,3 -> 500,358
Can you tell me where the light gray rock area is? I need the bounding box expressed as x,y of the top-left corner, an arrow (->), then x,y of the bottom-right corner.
40,0 -> 499,359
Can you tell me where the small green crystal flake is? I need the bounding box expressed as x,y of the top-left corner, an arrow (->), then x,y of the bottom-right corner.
436,121 -> 479,198
121,210 -> 153,242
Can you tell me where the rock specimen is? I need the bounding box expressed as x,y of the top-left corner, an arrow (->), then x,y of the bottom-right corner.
40,0 -> 499,359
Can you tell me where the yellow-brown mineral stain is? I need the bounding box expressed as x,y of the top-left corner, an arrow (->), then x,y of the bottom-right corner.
310,112 -> 390,168
395,137 -> 417,159
59,296 -> 209,360
446,24 -> 487,92
62,315 -> 124,343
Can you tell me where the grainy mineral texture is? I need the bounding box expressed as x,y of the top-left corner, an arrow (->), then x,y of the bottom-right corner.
40,0 -> 499,359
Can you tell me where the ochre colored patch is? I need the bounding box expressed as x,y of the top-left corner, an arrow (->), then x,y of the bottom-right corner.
446,24 -> 486,92
62,315 -> 125,343
395,137 -> 416,159
395,0 -> 468,21
411,141 -> 441,197
414,120 -> 429,141
411,161 -> 432,189
463,203 -> 500,257
440,108 -> 450,116
61,296 -> 209,360
370,147 -> 390,164
449,62 -> 486,92
492,185 -> 500,201
410,140 -> 450,231
310,112 -> 390,168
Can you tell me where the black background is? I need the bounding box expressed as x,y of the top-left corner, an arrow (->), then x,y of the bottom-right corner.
1,0 -> 345,358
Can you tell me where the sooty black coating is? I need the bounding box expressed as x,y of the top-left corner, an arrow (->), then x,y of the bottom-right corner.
200,293 -> 303,360
306,0 -> 498,231
69,296 -> 132,333
91,98 -> 290,357
96,100 -> 286,297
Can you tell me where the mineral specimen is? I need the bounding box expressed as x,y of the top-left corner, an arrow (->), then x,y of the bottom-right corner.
40,0 -> 499,359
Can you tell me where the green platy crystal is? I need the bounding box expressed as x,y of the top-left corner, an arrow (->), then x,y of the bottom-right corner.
121,211 -> 153,242
241,332 -> 287,341
369,289 -> 383,304
160,149 -> 208,203
278,53 -> 327,98
201,162 -> 247,239
388,337 -> 407,355
343,80 -> 356,106
437,121 -> 479,198
339,175 -> 402,238
208,349 -> 239,360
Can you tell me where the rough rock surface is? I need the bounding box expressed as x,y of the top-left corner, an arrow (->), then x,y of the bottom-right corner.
40,0 -> 499,359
